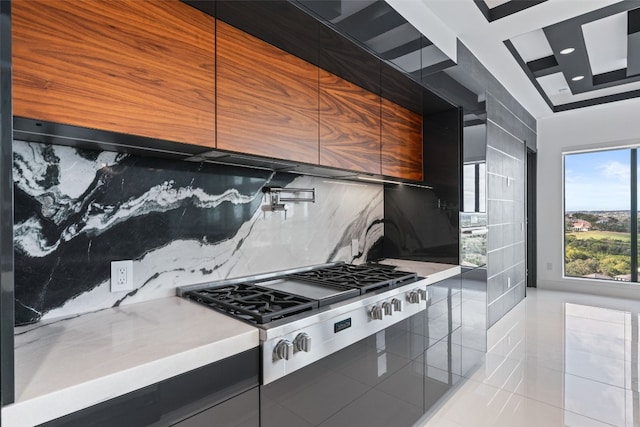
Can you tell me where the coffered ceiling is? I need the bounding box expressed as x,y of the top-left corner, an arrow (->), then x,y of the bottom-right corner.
393,0 -> 635,118
297,0 -> 638,118
474,0 -> 548,22
505,2 -> 640,112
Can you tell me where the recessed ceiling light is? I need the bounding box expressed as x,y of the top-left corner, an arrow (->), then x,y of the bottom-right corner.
560,48 -> 575,55
571,75 -> 584,81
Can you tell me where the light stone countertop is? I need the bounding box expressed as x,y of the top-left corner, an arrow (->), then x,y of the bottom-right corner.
378,258 -> 461,283
2,297 -> 259,427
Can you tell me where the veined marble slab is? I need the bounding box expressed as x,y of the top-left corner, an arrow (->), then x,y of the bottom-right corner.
3,297 -> 259,427
13,140 -> 383,324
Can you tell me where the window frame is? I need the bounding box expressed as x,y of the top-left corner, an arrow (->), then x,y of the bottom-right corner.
562,147 -> 639,283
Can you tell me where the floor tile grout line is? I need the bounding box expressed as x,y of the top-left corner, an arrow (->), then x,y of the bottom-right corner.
493,347 -> 634,391
450,375 -> 619,427
422,372 -> 620,427
420,289 -> 640,427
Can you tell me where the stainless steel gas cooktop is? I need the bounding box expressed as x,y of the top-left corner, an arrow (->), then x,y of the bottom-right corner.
179,263 -> 418,324
177,262 -> 430,384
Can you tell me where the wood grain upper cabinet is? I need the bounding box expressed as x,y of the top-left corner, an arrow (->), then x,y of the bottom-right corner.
12,0 -> 215,147
381,98 -> 423,181
319,70 -> 381,174
216,21 -> 319,164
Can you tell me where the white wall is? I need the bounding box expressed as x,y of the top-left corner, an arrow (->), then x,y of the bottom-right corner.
537,97 -> 640,299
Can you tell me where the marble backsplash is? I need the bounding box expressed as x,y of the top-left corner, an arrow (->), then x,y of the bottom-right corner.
13,141 -> 383,325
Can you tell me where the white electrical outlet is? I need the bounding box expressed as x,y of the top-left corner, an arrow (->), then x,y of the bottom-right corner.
111,260 -> 133,292
351,239 -> 359,257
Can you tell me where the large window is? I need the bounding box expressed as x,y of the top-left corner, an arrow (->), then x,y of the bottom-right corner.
463,162 -> 486,213
564,148 -> 637,282
461,162 -> 487,267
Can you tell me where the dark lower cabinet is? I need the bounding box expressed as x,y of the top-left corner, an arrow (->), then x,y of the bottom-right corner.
40,348 -> 259,427
259,275 -> 469,427
174,388 -> 258,427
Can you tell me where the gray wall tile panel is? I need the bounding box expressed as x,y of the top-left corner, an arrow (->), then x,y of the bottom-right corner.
513,201 -> 526,223
487,274 -> 504,304
455,42 -> 537,329
486,261 -> 526,304
487,172 -> 520,202
486,95 -> 536,147
487,199 -> 518,225
485,91 -> 530,328
487,123 -> 528,161
487,223 -> 520,249
503,284 -> 516,313
514,282 -> 526,304
457,43 -> 537,139
487,298 -> 504,327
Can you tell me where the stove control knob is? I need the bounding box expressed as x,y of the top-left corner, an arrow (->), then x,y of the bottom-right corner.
382,301 -> 393,316
407,290 -> 420,304
418,289 -> 428,302
391,298 -> 402,312
293,333 -> 312,353
369,305 -> 384,320
273,339 -> 294,361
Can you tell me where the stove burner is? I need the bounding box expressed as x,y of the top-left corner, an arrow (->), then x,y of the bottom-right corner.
186,284 -> 318,324
183,263 -> 419,326
286,264 -> 417,294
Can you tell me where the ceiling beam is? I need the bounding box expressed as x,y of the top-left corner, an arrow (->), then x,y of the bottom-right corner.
543,23 -> 592,94
380,36 -> 430,61
503,40 -> 555,111
526,55 -> 561,78
627,8 -> 640,76
336,2 -> 405,42
421,71 -> 485,115
473,0 -> 548,22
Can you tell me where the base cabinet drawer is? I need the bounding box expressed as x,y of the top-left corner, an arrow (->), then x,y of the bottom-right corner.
40,348 -> 259,427
174,388 -> 258,427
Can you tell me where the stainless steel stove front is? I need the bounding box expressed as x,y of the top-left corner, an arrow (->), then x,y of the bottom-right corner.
260,278 -> 429,385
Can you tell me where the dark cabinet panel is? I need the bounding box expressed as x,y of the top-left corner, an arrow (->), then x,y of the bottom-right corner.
382,107 -> 461,264
381,63 -> 423,116
42,349 -> 259,427
174,388 -> 258,427
319,70 -> 381,174
13,0 -> 215,147
423,108 -> 461,201
216,1 -> 319,66
381,98 -> 423,181
318,24 -> 381,96
383,185 -> 457,263
216,21 -> 319,164
181,0 -> 216,18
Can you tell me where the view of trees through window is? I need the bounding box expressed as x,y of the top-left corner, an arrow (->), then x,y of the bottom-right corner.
461,162 -> 487,268
564,148 -> 635,281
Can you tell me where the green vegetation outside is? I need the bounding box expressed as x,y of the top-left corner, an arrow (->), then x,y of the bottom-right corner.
565,231 -> 630,242
565,212 -> 634,279
565,231 -> 631,279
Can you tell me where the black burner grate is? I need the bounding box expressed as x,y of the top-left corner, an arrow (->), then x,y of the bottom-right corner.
186,283 -> 318,324
182,264 -> 419,325
286,264 -> 417,294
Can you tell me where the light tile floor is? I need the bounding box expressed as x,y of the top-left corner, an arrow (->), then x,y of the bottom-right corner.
416,288 -> 640,427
